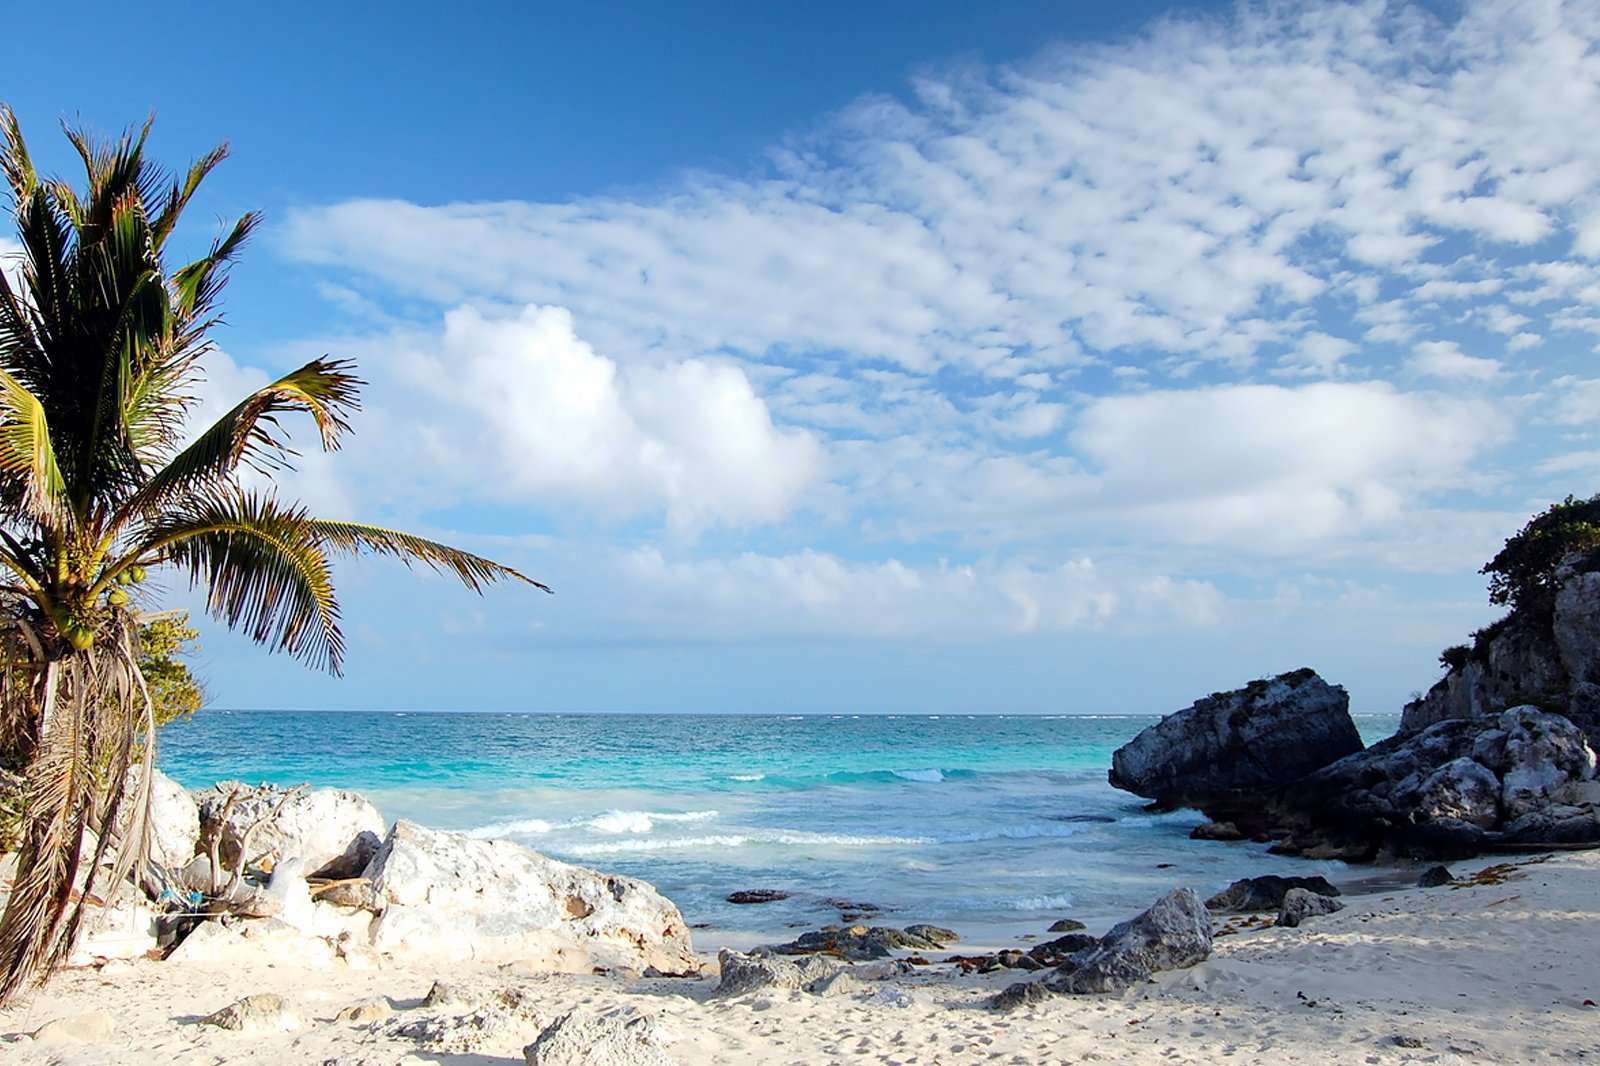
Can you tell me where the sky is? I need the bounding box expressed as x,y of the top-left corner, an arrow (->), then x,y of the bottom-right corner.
3,0 -> 1599,716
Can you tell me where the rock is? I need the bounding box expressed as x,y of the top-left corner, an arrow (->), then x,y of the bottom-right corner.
1408,757 -> 1501,827
1045,887 -> 1212,995
991,980 -> 1057,1012
726,889 -> 789,904
1109,669 -> 1362,811
1205,875 -> 1340,912
123,767 -> 199,871
808,970 -> 868,997
1417,864 -> 1455,887
772,924 -> 946,959
713,948 -> 842,996
195,782 -> 385,879
524,1007 -> 673,1066
902,924 -> 959,945
1027,933 -> 1099,964
390,987 -> 545,1055
199,993 -> 303,1033
362,820 -> 696,974
1276,887 -> 1346,927
31,1012 -> 116,1044
335,998 -> 393,1024
166,916 -> 337,966
1242,708 -> 1600,860
1046,918 -> 1087,933
1190,821 -> 1245,841
422,980 -> 475,1010
1499,708 -> 1597,818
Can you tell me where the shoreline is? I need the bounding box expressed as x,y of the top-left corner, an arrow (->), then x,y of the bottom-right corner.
3,848 -> 1596,1063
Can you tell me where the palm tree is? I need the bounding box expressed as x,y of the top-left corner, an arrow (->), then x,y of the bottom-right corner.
0,108 -> 548,1003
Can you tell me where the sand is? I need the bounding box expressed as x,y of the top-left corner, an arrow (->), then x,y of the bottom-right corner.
2,850 -> 1597,1065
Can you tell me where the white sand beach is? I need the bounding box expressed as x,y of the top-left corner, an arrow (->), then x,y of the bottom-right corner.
2,850 -> 1596,1065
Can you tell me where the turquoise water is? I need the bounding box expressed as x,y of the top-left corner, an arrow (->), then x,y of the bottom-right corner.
159,711 -> 1401,948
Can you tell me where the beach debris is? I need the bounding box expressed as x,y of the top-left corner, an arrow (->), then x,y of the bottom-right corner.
1046,918 -> 1087,933
198,992 -> 303,1033
1045,887 -> 1213,995
29,1011 -> 116,1044
196,781 -> 384,881
1417,864 -> 1455,887
713,948 -> 842,997
1109,668 -> 1361,812
1276,887 -> 1346,927
524,1006 -> 674,1066
1206,875 -> 1341,913
726,888 -> 790,904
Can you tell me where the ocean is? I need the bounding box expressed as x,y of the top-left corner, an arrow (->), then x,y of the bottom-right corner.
157,711 -> 1401,949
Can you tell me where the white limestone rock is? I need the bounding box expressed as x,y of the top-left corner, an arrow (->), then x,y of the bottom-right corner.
199,992 -> 302,1033
362,820 -> 696,974
1498,707 -> 1597,819
524,1007 -> 674,1066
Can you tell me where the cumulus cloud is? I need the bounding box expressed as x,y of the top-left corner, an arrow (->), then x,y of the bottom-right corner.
1406,340 -> 1502,382
375,304 -> 823,533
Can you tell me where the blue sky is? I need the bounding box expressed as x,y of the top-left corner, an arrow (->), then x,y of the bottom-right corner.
4,0 -> 1598,715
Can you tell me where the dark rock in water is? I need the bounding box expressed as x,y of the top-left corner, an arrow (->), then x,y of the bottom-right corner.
1191,821 -> 1245,841
1276,887 -> 1345,928
991,980 -> 1057,1012
1044,888 -> 1212,995
1047,814 -> 1117,824
726,889 -> 790,905
1046,918 -> 1087,933
1416,864 -> 1454,888
1109,669 -> 1362,812
1206,875 -> 1340,912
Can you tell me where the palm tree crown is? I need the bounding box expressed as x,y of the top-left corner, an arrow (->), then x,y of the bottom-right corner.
0,108 -> 547,1002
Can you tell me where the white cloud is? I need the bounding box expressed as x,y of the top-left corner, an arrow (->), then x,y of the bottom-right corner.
375,304 -> 823,534
1406,340 -> 1502,382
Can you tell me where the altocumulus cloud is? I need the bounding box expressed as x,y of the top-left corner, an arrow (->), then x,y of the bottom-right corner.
267,0 -> 1600,645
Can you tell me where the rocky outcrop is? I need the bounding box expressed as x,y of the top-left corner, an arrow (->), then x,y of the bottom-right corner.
361,819 -> 697,975
1404,556 -> 1600,739
1109,669 -> 1363,812
1043,887 -> 1212,994
195,782 -> 384,878
1241,707 -> 1599,859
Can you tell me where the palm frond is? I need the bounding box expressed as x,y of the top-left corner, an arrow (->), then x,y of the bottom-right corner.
0,367 -> 66,520
140,489 -> 345,672
119,360 -> 362,526
311,520 -> 553,594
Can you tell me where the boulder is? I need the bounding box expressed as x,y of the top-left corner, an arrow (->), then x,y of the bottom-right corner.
1416,864 -> 1454,888
713,948 -> 842,996
770,924 -> 948,959
1276,887 -> 1345,927
1205,875 -> 1340,913
362,820 -> 696,974
1109,669 -> 1362,812
726,888 -> 789,904
1250,707 -> 1600,860
524,1007 -> 674,1066
31,1012 -> 117,1044
388,986 -> 545,1055
1044,887 -> 1212,995
991,980 -> 1058,1012
195,782 -> 384,878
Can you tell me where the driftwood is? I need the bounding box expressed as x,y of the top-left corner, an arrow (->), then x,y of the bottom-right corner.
198,783 -> 309,907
